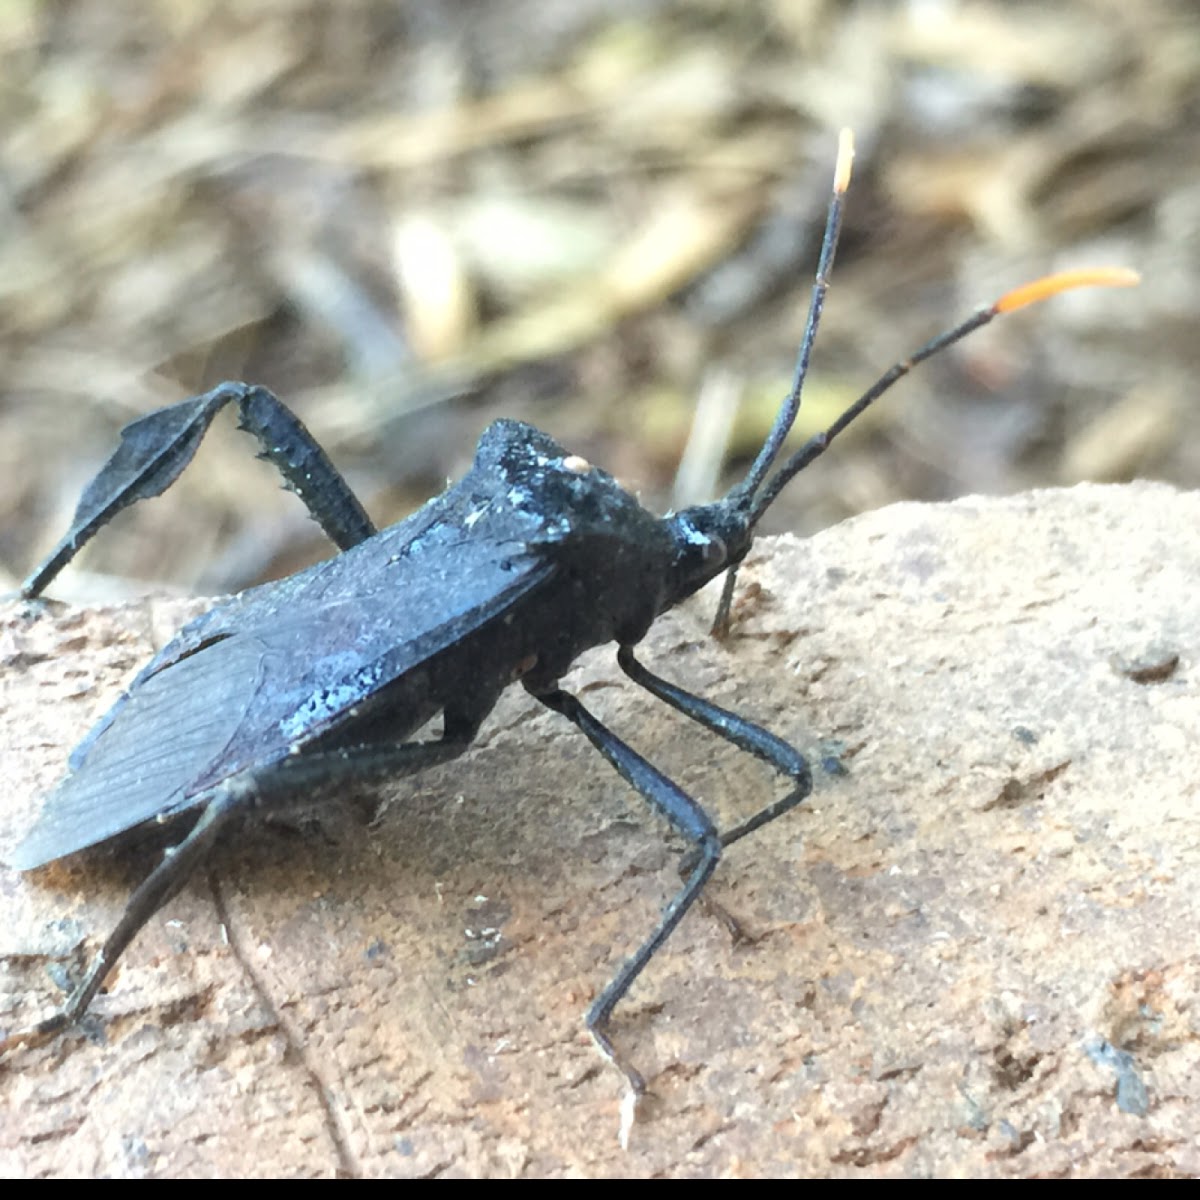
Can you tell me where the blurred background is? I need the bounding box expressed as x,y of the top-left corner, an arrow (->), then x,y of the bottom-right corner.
0,0 -> 1192,599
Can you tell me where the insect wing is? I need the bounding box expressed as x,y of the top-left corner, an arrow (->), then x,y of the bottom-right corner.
11,534 -> 554,870
10,634 -> 265,869
186,528 -> 558,774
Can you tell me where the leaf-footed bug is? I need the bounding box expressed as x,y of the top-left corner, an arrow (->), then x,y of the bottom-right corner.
2,130 -> 1137,1116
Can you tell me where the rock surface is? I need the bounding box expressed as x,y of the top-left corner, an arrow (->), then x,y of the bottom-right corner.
1,482 -> 1197,1177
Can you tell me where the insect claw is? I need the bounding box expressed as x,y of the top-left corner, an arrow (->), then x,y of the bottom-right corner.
592,1030 -> 648,1148
590,1024 -> 647,1099
0,1011 -> 67,1056
618,1084 -> 642,1151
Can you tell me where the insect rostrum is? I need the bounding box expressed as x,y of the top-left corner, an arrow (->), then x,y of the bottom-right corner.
1,130 -> 1137,1105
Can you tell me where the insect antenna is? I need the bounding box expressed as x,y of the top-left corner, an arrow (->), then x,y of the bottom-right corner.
747,265 -> 1141,527
727,127 -> 856,508
712,128 -> 1139,633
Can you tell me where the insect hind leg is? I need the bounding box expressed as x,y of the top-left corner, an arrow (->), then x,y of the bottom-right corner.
251,733 -> 475,803
0,782 -> 245,1054
22,382 -> 376,599
2,733 -> 475,1055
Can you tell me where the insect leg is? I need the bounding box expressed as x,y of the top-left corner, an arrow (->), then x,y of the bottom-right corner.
618,645 -> 811,854
234,385 -> 376,551
0,782 -> 244,1054
4,735 -> 475,1054
535,686 -> 721,1095
23,382 -> 375,598
252,734 -> 473,798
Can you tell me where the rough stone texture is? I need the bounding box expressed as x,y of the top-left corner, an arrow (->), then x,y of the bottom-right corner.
1,481 -> 1197,1177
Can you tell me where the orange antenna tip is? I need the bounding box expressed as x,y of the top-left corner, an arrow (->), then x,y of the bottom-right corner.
996,267 -> 1141,314
834,128 -> 855,194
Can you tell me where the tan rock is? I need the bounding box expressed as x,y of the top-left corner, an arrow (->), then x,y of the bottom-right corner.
1,482 -> 1197,1176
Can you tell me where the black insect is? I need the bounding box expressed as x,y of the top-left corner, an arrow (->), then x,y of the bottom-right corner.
1,130 -> 1135,1098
